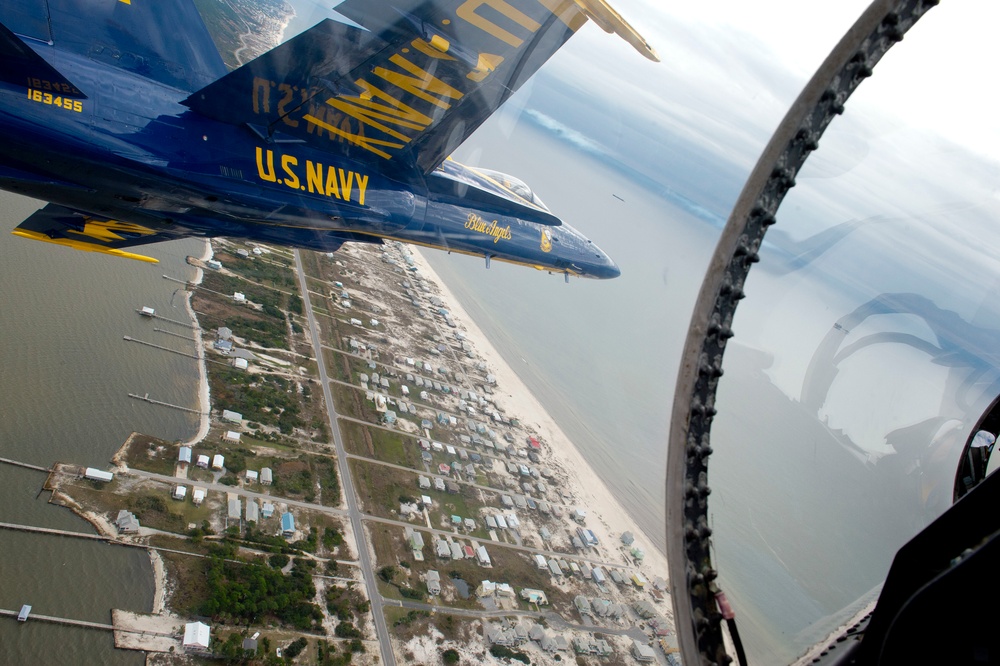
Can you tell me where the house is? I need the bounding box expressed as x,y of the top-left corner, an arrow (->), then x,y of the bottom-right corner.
222,409 -> 242,423
433,477 -> 446,492
228,498 -> 241,521
500,495 -> 514,508
233,357 -> 249,370
548,560 -> 563,577
632,572 -> 648,588
463,545 -> 475,559
445,481 -> 460,494
233,291 -> 245,303
182,622 -> 211,653
214,339 -> 233,354
632,640 -> 656,662
435,539 -> 451,558
245,469 -> 258,483
281,512 -> 295,536
477,580 -> 497,597
421,494 -> 433,506
116,509 -> 140,534
178,446 -> 192,464
245,500 -> 259,523
261,502 -> 275,518
192,487 -> 206,505
621,531 -> 635,546
196,455 -> 210,469
464,518 -> 476,531
521,588 -> 548,605
172,485 -> 187,500
260,467 -> 273,485
211,454 -> 224,470
476,545 -> 491,566
574,596 -> 592,616
426,570 -> 441,595
418,475 -> 431,490
408,530 -> 424,550
539,527 -> 551,541
450,542 -> 463,560
592,567 -> 606,584
533,554 -> 547,570
495,515 -> 508,530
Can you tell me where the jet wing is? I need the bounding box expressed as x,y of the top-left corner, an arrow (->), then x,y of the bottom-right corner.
0,0 -> 226,92
184,0 -> 596,174
10,204 -> 179,263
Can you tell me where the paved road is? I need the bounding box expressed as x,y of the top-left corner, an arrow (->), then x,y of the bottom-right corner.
294,250 -> 397,666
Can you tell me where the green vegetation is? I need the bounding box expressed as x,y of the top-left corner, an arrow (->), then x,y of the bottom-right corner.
209,366 -> 303,433
443,648 -> 460,664
201,550 -> 323,630
284,637 -> 308,659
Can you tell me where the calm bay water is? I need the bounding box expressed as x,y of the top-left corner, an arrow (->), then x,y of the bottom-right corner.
0,193 -> 203,664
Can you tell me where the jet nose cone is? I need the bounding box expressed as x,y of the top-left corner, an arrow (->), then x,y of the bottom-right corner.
587,247 -> 620,279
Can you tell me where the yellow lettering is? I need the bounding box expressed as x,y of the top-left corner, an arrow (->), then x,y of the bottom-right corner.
338,169 -> 355,203
304,113 -> 405,160
325,165 -> 342,200
281,154 -> 300,189
374,55 -> 464,110
256,147 -> 277,182
356,173 -> 369,206
326,80 -> 432,137
252,77 -> 272,114
456,0 -> 541,47
306,161 -> 325,195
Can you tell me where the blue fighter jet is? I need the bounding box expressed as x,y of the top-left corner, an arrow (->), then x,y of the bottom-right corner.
0,0 -> 656,279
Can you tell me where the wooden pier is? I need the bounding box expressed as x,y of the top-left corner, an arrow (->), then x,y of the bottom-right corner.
0,520 -> 110,542
128,393 -> 206,415
135,306 -> 198,329
0,607 -> 113,631
154,327 -> 197,342
122,335 -> 198,359
0,457 -> 51,473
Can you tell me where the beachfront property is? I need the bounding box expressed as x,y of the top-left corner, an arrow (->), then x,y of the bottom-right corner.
116,509 -> 140,534
224,430 -> 240,443
222,409 -> 242,424
183,622 -> 211,653
178,446 -> 192,464
211,454 -> 224,470
196,454 -> 209,469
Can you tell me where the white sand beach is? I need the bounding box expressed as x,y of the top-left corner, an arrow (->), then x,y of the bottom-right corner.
406,247 -> 670,579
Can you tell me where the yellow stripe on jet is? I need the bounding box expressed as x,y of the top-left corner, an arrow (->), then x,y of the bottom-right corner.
11,230 -> 159,263
567,0 -> 659,62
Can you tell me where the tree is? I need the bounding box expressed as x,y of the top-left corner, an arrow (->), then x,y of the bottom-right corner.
442,648 -> 460,664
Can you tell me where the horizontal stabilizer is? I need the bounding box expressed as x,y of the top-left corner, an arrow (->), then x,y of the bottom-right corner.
10,204 -> 177,263
0,20 -> 85,98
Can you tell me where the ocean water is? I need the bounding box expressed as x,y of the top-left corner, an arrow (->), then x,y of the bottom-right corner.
0,193 -> 203,665
426,119 -> 722,555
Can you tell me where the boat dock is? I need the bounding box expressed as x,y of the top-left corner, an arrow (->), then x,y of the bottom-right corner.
154,328 -> 197,342
128,393 -> 206,415
135,304 -> 197,329
0,457 -> 51,473
0,520 -> 110,542
0,607 -> 113,631
122,335 -> 198,359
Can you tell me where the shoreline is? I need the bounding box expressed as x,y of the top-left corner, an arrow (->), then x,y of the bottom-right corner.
407,248 -> 670,578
